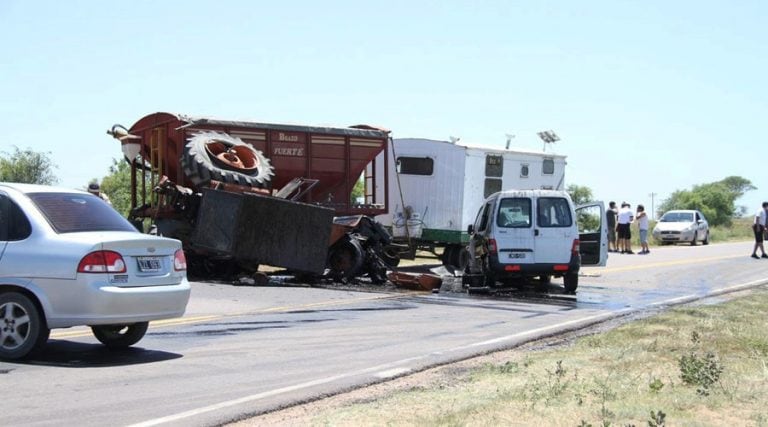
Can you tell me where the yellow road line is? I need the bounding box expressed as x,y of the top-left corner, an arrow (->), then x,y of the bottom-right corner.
49,293 -> 403,339
589,254 -> 744,274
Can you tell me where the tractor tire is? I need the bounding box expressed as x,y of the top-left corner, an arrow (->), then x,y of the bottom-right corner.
181,131 -> 274,188
327,237 -> 364,282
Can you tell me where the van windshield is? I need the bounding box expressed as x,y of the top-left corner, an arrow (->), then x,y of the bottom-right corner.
537,197 -> 573,227
497,198 -> 531,228
659,212 -> 694,222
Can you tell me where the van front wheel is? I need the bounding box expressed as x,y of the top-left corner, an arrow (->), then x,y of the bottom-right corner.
563,273 -> 578,294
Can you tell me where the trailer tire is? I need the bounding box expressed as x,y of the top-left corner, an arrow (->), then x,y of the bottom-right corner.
441,246 -> 455,267
181,131 -> 274,188
381,247 -> 401,268
451,246 -> 470,271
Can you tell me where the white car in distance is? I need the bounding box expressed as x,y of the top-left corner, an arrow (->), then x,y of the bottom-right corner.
652,209 -> 710,246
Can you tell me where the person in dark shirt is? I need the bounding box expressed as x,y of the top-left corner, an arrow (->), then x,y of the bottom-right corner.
606,201 -> 618,252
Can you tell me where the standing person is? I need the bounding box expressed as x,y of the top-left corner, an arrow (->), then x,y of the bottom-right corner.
616,202 -> 634,254
87,182 -> 112,205
636,204 -> 650,254
606,201 -> 618,253
751,202 -> 768,259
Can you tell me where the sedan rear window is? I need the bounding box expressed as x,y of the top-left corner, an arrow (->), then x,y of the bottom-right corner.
29,192 -> 137,233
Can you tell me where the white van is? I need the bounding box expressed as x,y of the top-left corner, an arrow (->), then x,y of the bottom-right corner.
464,190 -> 607,294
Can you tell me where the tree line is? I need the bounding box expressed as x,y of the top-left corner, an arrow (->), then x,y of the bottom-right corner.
567,176 -> 755,227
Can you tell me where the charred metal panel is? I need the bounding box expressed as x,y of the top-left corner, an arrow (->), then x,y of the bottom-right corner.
190,188 -> 334,274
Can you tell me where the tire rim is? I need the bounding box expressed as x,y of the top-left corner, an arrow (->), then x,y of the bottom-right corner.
1,302 -> 30,351
205,141 -> 261,174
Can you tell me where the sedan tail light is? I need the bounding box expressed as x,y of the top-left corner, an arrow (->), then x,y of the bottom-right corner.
173,249 -> 187,271
78,250 -> 126,273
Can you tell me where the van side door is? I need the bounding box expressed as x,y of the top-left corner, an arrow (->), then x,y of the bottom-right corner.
467,200 -> 494,270
575,202 -> 608,266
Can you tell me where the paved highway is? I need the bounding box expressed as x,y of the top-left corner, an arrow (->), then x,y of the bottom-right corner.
1,241 -> 766,427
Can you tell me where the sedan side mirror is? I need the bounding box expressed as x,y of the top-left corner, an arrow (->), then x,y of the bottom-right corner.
467,224 -> 474,234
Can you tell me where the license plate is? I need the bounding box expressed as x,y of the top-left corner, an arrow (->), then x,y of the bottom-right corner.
507,252 -> 528,260
137,257 -> 162,272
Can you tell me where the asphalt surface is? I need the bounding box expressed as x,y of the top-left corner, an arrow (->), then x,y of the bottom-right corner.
2,241 -> 766,427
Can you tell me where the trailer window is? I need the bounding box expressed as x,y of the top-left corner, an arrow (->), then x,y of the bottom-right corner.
396,157 -> 433,175
484,178 -> 502,198
485,155 -> 503,177
520,164 -> 529,178
537,197 -> 572,228
542,158 -> 555,175
497,198 -> 532,228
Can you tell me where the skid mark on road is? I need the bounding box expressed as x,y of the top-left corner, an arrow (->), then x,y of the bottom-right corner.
49,294 -> 405,340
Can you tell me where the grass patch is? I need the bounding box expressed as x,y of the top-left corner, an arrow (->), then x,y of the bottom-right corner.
302,289 -> 768,426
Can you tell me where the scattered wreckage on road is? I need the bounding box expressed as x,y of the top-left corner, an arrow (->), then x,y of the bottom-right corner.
106,112 -> 600,294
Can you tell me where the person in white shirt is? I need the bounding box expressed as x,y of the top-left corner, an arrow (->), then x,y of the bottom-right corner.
751,202 -> 768,259
636,204 -> 650,254
616,202 -> 634,254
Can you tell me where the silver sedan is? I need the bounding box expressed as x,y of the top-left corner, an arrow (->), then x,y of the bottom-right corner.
1,183 -> 191,360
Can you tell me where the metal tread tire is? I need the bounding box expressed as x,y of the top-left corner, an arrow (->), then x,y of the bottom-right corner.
181,131 -> 274,187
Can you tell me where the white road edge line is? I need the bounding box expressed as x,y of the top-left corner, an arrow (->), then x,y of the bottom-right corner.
127,277 -> 768,427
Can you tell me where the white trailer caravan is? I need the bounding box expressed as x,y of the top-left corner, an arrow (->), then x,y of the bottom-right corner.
377,138 -> 567,269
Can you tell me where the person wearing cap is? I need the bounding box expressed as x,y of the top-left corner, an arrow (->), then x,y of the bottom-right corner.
87,182 -> 112,205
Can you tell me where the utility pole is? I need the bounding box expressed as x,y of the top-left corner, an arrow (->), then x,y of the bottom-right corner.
649,192 -> 657,219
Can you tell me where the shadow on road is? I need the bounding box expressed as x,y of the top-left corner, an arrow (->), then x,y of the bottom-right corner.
12,340 -> 183,368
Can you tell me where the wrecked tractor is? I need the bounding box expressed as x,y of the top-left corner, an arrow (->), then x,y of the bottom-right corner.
110,113 -> 398,281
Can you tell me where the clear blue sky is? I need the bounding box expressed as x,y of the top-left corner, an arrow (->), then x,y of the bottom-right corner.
2,1 -> 766,217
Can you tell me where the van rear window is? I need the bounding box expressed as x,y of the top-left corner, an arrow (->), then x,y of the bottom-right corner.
497,198 -> 532,228
29,192 -> 137,234
537,197 -> 572,227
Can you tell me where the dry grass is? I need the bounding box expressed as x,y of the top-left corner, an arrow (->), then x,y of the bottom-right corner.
252,289 -> 768,426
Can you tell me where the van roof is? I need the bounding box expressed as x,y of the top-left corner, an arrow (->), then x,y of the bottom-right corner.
492,189 -> 571,198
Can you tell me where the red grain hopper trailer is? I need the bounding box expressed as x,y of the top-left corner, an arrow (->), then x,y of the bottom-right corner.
116,112 -> 391,220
